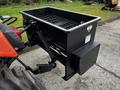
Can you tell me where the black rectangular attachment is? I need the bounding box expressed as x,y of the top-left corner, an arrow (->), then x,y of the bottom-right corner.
73,42 -> 100,75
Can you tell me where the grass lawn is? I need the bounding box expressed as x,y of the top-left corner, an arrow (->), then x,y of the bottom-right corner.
0,1 -> 120,40
0,1 -> 120,25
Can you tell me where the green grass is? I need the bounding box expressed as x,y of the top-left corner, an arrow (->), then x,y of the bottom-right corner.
0,1 -> 120,41
51,2 -> 120,20
0,1 -> 120,25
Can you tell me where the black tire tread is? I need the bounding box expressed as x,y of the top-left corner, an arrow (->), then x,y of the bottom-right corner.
0,66 -> 46,90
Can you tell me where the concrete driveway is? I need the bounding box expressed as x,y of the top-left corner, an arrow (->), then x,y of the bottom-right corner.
11,19 -> 120,90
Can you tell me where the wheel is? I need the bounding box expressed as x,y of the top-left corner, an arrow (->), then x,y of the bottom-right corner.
0,66 -> 47,90
0,58 -> 15,68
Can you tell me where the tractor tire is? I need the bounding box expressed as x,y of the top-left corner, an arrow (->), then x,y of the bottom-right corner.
0,65 -> 47,90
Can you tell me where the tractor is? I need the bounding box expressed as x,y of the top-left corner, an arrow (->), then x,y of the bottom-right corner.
0,7 -> 100,90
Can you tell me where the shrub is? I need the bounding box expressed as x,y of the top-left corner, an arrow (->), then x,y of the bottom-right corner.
21,0 -> 34,5
11,0 -> 34,4
0,0 -> 65,6
11,0 -> 21,3
0,0 -> 9,5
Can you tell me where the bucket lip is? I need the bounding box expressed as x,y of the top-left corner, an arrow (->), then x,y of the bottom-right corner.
20,6 -> 101,32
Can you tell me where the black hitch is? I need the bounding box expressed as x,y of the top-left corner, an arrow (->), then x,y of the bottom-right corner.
16,58 -> 56,74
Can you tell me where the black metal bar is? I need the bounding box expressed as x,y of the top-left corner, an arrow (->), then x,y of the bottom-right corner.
20,24 -> 31,34
2,17 -> 17,25
16,58 -> 33,71
35,29 -> 56,64
20,21 -> 37,34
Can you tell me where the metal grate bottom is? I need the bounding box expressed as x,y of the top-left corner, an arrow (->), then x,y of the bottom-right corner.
38,14 -> 79,29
